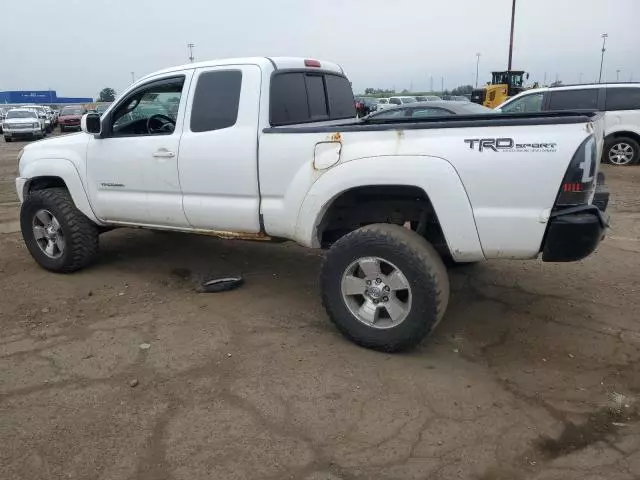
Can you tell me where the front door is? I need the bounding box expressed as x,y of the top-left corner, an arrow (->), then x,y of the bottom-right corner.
86,72 -> 193,227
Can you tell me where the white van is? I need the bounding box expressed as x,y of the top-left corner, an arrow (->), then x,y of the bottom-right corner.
497,83 -> 640,165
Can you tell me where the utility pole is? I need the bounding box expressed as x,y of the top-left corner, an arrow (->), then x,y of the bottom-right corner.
429,76 -> 433,93
441,77 -> 444,94
130,72 -> 135,83
475,53 -> 481,88
579,72 -> 583,84
543,72 -> 547,86
507,0 -> 516,70
187,43 -> 195,63
616,69 -> 620,81
598,33 -> 608,83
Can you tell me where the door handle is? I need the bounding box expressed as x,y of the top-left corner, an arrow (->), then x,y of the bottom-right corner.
152,149 -> 175,158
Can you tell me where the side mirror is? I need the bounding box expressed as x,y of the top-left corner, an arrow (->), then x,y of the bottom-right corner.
81,113 -> 101,135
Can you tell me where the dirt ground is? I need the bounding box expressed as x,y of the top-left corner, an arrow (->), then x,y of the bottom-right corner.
1,133 -> 639,480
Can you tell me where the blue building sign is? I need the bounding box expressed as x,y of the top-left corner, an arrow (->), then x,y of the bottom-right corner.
0,90 -> 93,104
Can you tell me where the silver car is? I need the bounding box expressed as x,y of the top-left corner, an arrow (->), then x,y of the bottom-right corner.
365,100 -> 495,120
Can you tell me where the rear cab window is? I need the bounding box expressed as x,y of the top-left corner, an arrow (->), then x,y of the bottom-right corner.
190,70 -> 242,132
605,87 -> 640,110
548,88 -> 600,110
270,71 -> 355,126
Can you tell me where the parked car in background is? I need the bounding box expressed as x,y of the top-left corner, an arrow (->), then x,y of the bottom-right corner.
21,105 -> 51,133
95,104 -> 110,116
58,105 -> 87,132
0,108 -> 9,132
415,95 -> 442,102
355,97 -> 378,117
388,96 -> 417,106
3,108 -> 45,141
497,83 -> 640,165
449,95 -> 470,102
366,100 -> 495,119
375,98 -> 391,110
43,106 -> 56,127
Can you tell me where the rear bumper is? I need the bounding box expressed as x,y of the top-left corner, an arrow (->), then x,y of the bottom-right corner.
541,204 -> 609,262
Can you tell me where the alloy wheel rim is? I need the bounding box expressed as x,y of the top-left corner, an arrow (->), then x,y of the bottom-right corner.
32,209 -> 65,259
609,142 -> 634,165
340,256 -> 412,329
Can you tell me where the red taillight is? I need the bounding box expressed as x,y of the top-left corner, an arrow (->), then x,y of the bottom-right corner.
304,59 -> 321,68
563,183 -> 583,192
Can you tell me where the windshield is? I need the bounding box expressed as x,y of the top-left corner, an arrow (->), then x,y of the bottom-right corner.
401,97 -> 416,104
7,110 -> 37,119
60,107 -> 85,116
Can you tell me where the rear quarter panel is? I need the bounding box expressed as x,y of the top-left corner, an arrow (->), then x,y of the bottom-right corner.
260,120 -> 593,259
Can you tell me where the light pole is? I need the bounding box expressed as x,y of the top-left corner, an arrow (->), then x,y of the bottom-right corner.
131,72 -> 135,83
598,33 -> 608,83
616,69 -> 620,81
475,53 -> 481,88
507,0 -> 516,70
579,72 -> 583,84
187,43 -> 195,63
441,77 -> 444,95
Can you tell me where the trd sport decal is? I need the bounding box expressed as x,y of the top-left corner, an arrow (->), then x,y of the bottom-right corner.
464,138 -> 558,152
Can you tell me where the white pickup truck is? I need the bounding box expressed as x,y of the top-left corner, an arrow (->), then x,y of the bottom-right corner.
16,57 -> 609,351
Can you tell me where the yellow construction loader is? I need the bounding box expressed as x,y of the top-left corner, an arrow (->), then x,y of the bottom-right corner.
470,70 -> 528,109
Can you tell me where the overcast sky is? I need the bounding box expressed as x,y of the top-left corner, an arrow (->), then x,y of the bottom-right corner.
2,0 -> 639,97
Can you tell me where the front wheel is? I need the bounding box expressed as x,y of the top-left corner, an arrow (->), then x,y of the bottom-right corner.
321,224 -> 450,352
605,137 -> 639,166
20,188 -> 99,272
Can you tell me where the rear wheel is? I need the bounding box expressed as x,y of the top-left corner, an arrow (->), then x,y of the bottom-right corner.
20,188 -> 99,272
321,224 -> 450,352
605,137 -> 639,166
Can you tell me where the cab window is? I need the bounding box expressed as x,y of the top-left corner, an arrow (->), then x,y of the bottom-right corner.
111,77 -> 184,136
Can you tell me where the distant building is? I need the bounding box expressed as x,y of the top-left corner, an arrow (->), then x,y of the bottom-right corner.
0,90 -> 93,105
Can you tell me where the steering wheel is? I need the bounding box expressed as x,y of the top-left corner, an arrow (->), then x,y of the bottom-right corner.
146,114 -> 176,134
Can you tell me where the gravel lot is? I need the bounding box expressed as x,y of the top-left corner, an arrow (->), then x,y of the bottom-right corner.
1,133 -> 640,480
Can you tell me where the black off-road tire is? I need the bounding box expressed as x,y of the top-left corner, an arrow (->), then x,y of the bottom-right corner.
21,188 -> 99,273
4,136 -> 11,142
321,224 -> 450,352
